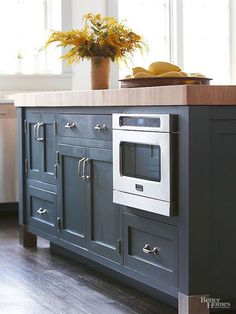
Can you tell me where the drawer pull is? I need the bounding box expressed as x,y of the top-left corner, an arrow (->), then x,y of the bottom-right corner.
78,157 -> 86,179
33,122 -> 39,140
65,122 -> 76,129
37,122 -> 44,142
143,244 -> 159,254
94,124 -> 107,131
37,207 -> 48,215
83,158 -> 90,181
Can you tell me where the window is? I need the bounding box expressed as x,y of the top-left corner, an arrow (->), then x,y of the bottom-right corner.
182,0 -> 230,84
117,0 -> 234,84
0,0 -> 62,75
118,0 -> 170,78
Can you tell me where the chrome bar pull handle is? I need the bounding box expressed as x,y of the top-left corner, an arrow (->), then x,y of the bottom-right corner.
54,164 -> 57,178
78,158 -> 86,179
37,207 -> 48,215
65,122 -> 76,129
33,122 -> 39,140
83,158 -> 90,181
37,122 -> 44,142
94,124 -> 107,131
82,158 -> 87,180
142,244 -> 159,254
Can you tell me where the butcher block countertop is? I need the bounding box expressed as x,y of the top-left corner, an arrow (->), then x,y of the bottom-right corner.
14,85 -> 236,107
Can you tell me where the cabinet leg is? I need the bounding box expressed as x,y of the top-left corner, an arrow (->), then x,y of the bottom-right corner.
19,225 -> 37,247
178,292 -> 209,314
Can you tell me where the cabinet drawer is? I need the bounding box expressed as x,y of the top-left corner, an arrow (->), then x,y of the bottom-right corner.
124,213 -> 178,287
26,186 -> 57,236
58,114 -> 112,141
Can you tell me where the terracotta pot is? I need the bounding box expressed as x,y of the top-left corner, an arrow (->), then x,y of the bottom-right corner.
90,57 -> 110,90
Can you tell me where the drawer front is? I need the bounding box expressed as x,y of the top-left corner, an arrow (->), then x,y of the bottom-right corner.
124,213 -> 178,287
27,186 -> 57,236
58,114 -> 112,141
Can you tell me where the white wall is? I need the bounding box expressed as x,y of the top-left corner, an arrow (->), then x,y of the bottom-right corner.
71,0 -> 119,90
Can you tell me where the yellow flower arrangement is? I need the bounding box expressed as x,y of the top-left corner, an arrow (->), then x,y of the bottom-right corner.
45,13 -> 144,64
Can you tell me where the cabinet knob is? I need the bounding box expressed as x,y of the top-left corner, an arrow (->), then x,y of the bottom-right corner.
94,124 -> 107,131
36,207 -> 48,215
65,122 -> 76,129
142,244 -> 159,254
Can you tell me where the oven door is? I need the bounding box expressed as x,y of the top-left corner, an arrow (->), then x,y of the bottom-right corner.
113,129 -> 171,202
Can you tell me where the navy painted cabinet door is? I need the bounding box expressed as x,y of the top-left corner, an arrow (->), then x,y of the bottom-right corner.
87,148 -> 121,263
25,112 -> 56,185
57,144 -> 87,248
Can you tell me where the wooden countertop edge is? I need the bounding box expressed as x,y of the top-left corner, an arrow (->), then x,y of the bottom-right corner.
14,85 -> 236,107
186,85 -> 236,105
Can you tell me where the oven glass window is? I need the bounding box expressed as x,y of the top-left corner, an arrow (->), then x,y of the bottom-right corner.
121,142 -> 161,182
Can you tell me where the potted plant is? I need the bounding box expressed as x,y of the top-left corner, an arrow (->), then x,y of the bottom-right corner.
46,13 -> 144,89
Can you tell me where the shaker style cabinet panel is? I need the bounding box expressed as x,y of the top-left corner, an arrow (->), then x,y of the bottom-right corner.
57,143 -> 121,261
25,113 -> 41,181
26,186 -> 57,236
25,112 -> 57,185
57,144 -> 87,248
41,113 -> 57,184
87,148 -> 121,263
123,213 -> 179,288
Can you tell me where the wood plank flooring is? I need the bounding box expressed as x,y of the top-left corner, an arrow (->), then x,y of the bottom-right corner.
0,215 -> 177,314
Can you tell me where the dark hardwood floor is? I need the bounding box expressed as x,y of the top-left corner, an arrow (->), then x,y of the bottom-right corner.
0,214 -> 177,314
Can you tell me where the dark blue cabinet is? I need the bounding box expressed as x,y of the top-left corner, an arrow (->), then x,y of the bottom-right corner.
19,105 -> 236,312
87,147 -> 121,263
57,143 -> 121,262
123,213 -> 178,290
57,144 -> 87,248
25,112 -> 56,185
24,112 -> 57,236
26,185 -> 57,236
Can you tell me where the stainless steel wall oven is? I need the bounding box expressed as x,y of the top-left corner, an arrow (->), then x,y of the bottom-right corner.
113,113 -> 178,216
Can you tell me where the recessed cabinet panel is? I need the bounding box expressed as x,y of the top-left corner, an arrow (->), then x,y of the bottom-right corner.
27,186 -> 57,236
44,123 -> 54,173
58,144 -> 87,248
25,112 -> 56,185
29,123 -> 41,174
41,114 -> 56,184
124,213 -> 178,287
62,156 -> 86,236
26,113 -> 41,180
87,148 -> 120,263
91,160 -> 114,246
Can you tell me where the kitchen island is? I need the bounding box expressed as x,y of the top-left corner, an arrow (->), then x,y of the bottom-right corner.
15,85 -> 236,314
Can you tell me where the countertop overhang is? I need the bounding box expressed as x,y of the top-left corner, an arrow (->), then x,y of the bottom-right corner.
14,85 -> 236,107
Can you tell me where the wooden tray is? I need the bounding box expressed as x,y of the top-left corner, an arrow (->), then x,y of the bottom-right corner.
119,76 -> 212,88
